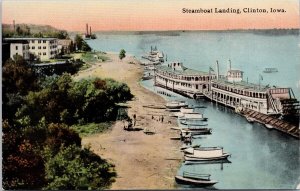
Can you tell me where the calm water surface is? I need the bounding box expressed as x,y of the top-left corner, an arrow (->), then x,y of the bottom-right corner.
87,31 -> 300,189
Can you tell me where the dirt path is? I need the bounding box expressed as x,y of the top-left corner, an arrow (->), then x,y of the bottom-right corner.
76,54 -> 182,189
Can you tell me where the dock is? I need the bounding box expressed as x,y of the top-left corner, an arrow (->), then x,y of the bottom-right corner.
241,108 -> 299,139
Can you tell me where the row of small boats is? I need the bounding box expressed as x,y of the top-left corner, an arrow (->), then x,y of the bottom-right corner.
167,100 -> 231,187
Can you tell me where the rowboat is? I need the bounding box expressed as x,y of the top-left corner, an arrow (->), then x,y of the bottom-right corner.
180,119 -> 208,126
175,172 -> 218,186
179,113 -> 208,122
184,158 -> 231,165
186,127 -> 212,133
181,128 -> 212,136
166,101 -> 188,109
171,107 -> 195,118
184,147 -> 230,161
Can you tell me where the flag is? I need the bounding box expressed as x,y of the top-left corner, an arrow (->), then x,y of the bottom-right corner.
209,67 -> 214,72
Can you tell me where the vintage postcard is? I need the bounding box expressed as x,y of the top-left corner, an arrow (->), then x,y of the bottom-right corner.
1,0 -> 300,190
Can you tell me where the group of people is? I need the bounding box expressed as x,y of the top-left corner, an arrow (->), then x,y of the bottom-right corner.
152,115 -> 164,123
123,114 -> 137,130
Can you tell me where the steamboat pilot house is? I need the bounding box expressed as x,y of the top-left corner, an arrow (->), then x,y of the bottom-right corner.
209,61 -> 299,116
154,62 -> 217,98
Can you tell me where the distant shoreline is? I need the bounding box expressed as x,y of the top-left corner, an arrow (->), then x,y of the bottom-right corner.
3,23 -> 299,34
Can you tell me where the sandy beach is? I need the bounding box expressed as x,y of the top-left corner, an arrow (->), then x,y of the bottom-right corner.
76,53 -> 182,189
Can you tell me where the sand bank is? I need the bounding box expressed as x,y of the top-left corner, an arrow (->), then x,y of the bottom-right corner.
77,53 -> 182,189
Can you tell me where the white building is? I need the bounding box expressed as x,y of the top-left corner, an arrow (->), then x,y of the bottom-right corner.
10,41 -> 30,60
5,38 -> 59,61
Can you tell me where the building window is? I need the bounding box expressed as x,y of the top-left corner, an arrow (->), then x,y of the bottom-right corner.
38,53 -> 41,56
38,46 -> 41,49
32,46 -> 35,49
32,40 -> 35,43
43,40 -> 46,43
43,52 -> 47,55
15,46 -> 18,50
43,46 -> 46,49
38,40 -> 41,43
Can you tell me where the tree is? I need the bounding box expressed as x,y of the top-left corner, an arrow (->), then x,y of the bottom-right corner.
119,49 -> 126,60
2,55 -> 37,95
44,145 -> 116,190
16,26 -> 22,36
82,41 -> 92,52
69,40 -> 75,53
2,55 -> 37,120
2,121 -> 46,189
56,30 -> 69,39
45,123 -> 81,154
74,34 -> 83,51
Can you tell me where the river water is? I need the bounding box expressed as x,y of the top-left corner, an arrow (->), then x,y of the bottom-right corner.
87,31 -> 300,189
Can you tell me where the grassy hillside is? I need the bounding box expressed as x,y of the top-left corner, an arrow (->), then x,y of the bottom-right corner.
2,23 -> 69,38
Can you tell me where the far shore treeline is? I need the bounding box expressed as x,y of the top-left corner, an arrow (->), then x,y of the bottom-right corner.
2,24 -> 133,189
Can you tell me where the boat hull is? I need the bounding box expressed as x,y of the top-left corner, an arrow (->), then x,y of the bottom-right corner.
184,153 -> 230,161
180,120 -> 208,126
181,130 -> 211,136
175,176 -> 217,186
184,158 -> 231,165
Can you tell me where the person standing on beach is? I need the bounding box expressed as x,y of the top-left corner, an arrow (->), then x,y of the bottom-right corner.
161,115 -> 164,123
133,114 -> 136,126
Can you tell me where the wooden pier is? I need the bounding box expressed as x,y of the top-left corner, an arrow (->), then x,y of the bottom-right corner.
241,108 -> 299,139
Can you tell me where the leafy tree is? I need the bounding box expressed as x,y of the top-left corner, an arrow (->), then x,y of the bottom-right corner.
82,41 -> 92,51
16,26 -> 22,36
56,30 -> 69,39
69,40 -> 75,52
33,32 -> 43,38
45,123 -> 81,155
2,121 -> 46,189
119,49 -> 126,60
74,34 -> 92,52
44,145 -> 116,190
2,55 -> 37,95
2,56 -> 37,120
75,34 -> 83,51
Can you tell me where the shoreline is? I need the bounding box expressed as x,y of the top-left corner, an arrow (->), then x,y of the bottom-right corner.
77,53 -> 182,189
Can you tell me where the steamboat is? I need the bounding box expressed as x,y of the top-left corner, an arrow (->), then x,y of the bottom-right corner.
154,60 -> 300,138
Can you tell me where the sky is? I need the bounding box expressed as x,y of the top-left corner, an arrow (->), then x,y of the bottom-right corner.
2,0 -> 300,31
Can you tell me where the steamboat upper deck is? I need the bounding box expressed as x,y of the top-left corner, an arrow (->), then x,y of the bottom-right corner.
155,62 -> 216,98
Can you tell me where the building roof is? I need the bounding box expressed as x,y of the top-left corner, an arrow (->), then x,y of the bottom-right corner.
57,39 -> 72,46
213,78 -> 270,92
4,37 -> 58,41
228,69 -> 243,73
156,64 -> 210,76
8,40 -> 30,44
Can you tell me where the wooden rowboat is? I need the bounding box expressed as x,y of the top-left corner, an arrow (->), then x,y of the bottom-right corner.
175,172 -> 217,186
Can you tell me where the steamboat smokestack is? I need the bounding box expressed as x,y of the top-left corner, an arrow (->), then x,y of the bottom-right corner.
90,26 -> 92,36
216,60 -> 220,80
86,23 -> 89,35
